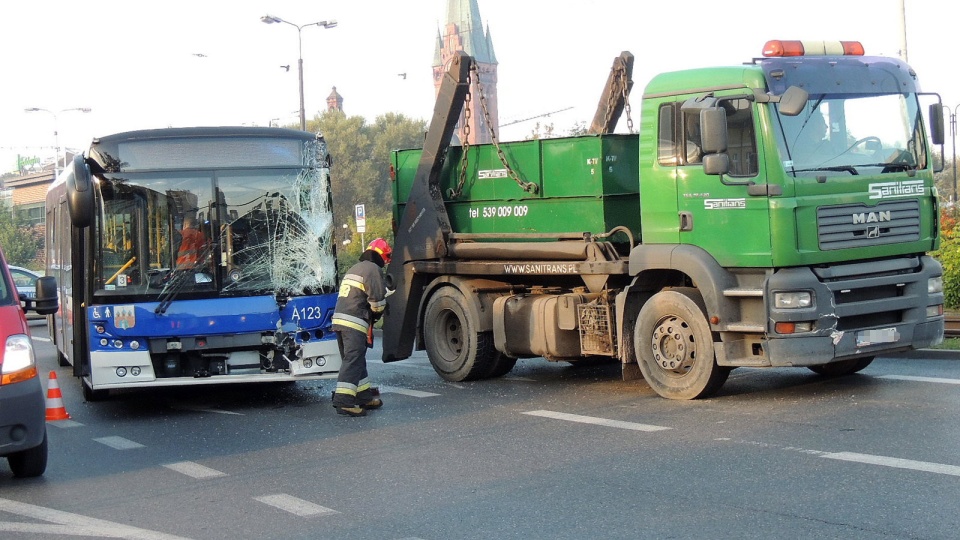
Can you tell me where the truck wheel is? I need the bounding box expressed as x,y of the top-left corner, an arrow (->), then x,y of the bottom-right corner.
8,430 -> 48,478
808,357 -> 874,376
423,288 -> 499,381
482,355 -> 517,379
634,288 -> 727,400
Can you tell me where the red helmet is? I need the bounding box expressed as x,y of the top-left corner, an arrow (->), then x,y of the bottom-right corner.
367,238 -> 392,264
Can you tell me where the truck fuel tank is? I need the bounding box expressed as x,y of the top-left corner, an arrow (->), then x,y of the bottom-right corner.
493,292 -> 606,360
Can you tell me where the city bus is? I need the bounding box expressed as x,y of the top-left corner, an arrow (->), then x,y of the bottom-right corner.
46,127 -> 341,400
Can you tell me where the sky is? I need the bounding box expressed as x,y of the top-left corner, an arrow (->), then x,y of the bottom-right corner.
2,0 -> 957,174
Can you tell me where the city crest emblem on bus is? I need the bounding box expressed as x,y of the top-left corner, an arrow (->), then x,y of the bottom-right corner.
114,305 -> 136,330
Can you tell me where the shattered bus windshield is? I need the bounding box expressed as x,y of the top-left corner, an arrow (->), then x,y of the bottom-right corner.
774,93 -> 925,178
95,168 -> 336,298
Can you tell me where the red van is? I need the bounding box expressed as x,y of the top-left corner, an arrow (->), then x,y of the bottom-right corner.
0,245 -> 58,477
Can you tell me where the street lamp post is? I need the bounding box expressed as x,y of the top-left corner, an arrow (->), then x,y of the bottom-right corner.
261,14 -> 337,131
24,107 -> 92,176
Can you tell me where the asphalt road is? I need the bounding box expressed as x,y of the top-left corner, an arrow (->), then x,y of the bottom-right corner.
2,322 -> 958,540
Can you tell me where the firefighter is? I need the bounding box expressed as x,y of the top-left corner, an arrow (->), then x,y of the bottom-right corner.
330,238 -> 392,416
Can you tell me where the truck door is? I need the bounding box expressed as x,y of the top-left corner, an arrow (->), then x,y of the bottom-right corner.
675,98 -> 773,267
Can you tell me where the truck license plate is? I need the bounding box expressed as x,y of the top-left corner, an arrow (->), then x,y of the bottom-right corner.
856,327 -> 899,346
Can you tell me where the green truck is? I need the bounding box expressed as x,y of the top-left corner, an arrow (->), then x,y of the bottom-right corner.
382,42 -> 947,400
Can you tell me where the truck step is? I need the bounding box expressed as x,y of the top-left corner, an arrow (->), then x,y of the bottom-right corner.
724,322 -> 765,333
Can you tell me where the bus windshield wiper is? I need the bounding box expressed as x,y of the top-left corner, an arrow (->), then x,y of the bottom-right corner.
155,244 -> 215,315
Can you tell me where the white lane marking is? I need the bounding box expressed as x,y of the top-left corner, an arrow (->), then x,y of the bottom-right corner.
878,375 -> 960,385
94,436 -> 145,450
821,452 -> 960,477
718,438 -> 960,478
163,461 -> 227,479
172,405 -> 244,416
31,336 -> 51,342
379,386 -> 440,398
254,494 -> 339,517
47,419 -> 84,428
0,497 -> 193,539
523,410 -> 672,432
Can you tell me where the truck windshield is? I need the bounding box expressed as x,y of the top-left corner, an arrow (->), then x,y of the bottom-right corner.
774,93 -> 925,178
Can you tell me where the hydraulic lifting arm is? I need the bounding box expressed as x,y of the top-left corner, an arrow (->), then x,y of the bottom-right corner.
588,51 -> 635,135
381,51 -> 474,362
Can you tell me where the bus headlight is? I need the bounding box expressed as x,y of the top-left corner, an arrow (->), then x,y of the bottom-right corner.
774,291 -> 812,309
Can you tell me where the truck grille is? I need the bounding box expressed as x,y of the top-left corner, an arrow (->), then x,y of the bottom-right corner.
817,200 -> 920,250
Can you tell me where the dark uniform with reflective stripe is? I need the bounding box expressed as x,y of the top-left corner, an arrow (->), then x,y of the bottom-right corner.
331,258 -> 386,408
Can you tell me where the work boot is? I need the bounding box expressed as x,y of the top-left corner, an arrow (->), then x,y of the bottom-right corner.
361,397 -> 383,410
334,404 -> 367,417
357,388 -> 382,410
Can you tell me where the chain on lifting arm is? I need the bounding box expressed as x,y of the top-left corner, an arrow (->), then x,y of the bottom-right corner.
450,63 -> 539,199
449,84 -> 472,199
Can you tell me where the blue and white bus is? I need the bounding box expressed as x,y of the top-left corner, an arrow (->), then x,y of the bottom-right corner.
46,127 -> 341,400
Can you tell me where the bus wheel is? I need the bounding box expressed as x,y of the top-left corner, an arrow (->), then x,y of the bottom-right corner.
808,357 -> 874,376
634,288 -> 727,400
423,287 -> 498,382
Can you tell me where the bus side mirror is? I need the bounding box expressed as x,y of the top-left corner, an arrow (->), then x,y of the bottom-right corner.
66,154 -> 94,228
930,103 -> 945,146
33,276 -> 59,316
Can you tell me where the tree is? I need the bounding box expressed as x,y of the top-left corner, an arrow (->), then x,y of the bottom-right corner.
305,110 -> 427,279
0,203 -> 43,268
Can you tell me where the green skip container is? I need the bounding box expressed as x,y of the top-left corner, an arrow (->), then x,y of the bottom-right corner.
392,133 -> 640,238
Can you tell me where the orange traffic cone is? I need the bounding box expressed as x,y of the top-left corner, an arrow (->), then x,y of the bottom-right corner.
45,371 -> 71,421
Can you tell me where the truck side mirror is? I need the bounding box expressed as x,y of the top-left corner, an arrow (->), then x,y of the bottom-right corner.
930,103 -> 945,146
703,153 -> 730,176
778,86 -> 809,117
66,154 -> 94,228
700,108 -> 728,153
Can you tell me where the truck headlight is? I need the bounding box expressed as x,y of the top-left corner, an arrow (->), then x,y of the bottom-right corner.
929,277 -> 943,294
774,291 -> 812,309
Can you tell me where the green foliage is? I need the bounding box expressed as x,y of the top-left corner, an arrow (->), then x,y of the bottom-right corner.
309,111 -> 426,242
931,205 -> 960,309
0,203 -> 43,268
335,215 -> 394,281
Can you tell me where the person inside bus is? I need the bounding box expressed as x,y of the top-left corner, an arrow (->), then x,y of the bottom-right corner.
176,216 -> 207,270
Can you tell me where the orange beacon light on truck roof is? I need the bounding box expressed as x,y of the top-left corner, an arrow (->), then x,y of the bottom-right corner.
762,40 -> 865,57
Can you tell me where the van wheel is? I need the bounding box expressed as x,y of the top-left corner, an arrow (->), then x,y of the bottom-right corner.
635,288 -> 727,400
8,430 -> 47,478
423,287 -> 498,382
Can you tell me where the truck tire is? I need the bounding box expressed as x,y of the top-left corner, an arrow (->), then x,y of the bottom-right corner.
7,430 -> 48,478
482,355 -> 517,379
808,357 -> 874,376
634,288 -> 727,400
423,287 -> 500,381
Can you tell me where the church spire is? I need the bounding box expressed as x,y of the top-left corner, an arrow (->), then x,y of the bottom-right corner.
433,0 -> 499,145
